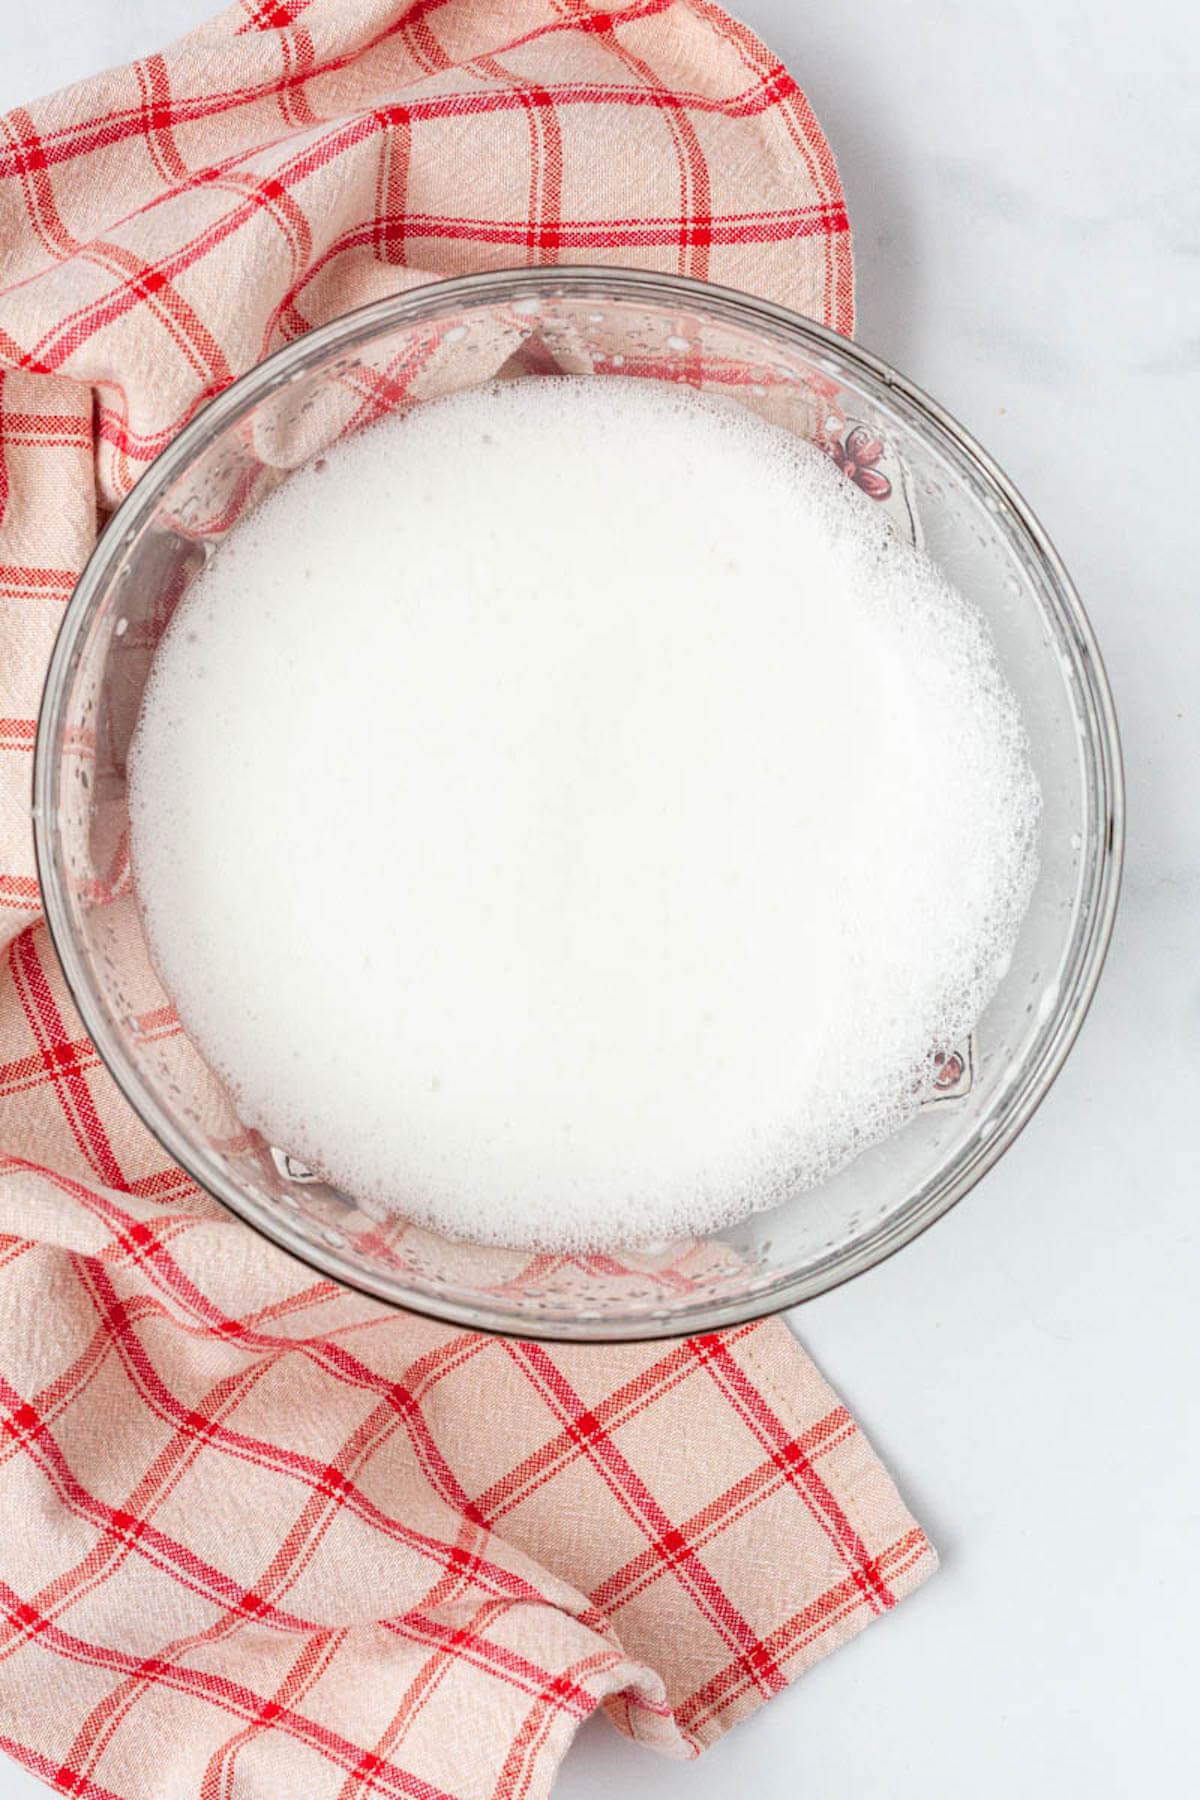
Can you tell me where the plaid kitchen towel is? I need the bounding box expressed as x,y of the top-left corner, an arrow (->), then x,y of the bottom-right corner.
0,4 -> 934,1797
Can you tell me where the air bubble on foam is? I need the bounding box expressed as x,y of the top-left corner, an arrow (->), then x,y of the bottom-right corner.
128,376 -> 1041,1253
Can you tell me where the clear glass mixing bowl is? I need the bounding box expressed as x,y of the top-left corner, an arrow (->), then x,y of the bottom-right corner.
33,268 -> 1123,1340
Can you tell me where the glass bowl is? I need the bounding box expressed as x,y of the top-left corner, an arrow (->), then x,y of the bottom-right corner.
33,267 -> 1123,1340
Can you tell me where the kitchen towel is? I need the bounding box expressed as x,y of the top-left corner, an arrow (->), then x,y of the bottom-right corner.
0,5 -> 934,1797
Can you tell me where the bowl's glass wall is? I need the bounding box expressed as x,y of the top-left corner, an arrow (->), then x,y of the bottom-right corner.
36,271 -> 1120,1338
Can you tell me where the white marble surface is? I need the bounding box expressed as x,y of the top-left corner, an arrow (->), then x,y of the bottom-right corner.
1,3 -> 1196,1796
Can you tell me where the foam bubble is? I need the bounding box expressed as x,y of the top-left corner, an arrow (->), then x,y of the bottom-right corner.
128,377 -> 1040,1250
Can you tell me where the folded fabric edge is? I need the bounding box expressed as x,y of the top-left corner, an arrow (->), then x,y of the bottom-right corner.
509,1316 -> 939,1782
668,1316 -> 939,1748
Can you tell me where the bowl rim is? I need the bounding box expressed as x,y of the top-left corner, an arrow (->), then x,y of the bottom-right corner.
33,264 -> 1125,1341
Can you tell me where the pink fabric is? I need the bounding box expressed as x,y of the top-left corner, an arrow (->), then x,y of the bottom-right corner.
0,6 -> 933,1797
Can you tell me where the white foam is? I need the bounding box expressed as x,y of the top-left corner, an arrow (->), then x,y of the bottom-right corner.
128,377 -> 1040,1250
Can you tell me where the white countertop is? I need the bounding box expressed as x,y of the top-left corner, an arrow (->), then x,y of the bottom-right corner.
2,3 -> 1196,1795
